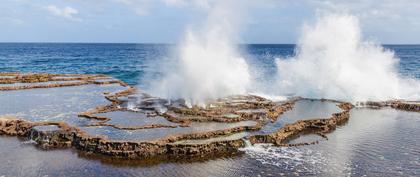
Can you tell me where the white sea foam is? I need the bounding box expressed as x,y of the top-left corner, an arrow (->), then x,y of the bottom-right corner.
148,13 -> 419,106
150,1 -> 250,107
240,143 -> 327,172
248,92 -> 288,102
275,14 -> 420,102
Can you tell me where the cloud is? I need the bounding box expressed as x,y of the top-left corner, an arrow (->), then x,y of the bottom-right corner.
114,0 -> 213,16
310,0 -> 420,19
163,0 -> 188,7
163,0 -> 211,9
114,0 -> 152,15
45,5 -> 81,21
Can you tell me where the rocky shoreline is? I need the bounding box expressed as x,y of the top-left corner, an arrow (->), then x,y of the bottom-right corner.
1,72 -> 418,160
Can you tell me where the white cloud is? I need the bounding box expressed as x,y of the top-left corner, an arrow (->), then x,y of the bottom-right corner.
45,5 -> 81,21
310,0 -> 420,18
164,0 -> 211,8
163,0 -> 187,7
114,0 -> 213,16
114,0 -> 152,15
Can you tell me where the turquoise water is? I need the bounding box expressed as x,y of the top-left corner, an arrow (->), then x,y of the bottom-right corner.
1,43 -> 419,86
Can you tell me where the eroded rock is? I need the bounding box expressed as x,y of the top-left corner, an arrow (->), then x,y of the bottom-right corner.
358,100 -> 419,112
248,103 -> 352,146
0,72 -> 380,160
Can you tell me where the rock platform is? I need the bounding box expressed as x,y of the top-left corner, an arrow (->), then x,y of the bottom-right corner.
1,72 -> 417,159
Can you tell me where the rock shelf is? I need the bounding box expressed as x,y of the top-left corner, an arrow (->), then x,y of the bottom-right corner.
358,101 -> 420,112
0,73 -> 127,91
3,72 -> 415,160
248,102 -> 352,146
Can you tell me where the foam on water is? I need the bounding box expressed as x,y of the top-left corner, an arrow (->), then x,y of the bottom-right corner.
247,92 -> 288,102
240,143 -> 334,175
274,14 -> 420,102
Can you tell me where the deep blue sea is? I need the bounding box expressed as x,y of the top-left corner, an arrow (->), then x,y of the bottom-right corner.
0,43 -> 419,86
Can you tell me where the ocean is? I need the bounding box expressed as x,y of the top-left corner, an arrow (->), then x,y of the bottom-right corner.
1,43 -> 419,86
0,43 -> 419,176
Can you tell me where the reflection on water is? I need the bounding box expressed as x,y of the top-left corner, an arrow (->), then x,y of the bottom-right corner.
243,108 -> 420,176
259,100 -> 341,134
80,121 -> 257,141
0,107 -> 419,176
0,84 -> 126,126
0,80 -> 84,88
96,111 -> 178,127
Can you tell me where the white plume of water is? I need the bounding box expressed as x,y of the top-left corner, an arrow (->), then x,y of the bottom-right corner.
275,14 -> 420,102
151,1 -> 250,107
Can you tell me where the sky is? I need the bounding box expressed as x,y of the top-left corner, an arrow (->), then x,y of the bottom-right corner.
1,0 -> 420,44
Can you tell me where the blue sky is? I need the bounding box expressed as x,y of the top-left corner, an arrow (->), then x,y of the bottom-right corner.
1,0 -> 420,44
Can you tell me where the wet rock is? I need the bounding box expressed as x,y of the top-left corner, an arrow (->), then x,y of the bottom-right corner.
29,125 -> 73,149
391,101 -> 420,112
0,73 -> 126,91
20,73 -> 54,83
0,72 -> 360,159
248,102 -> 352,146
359,100 -> 419,112
0,117 -> 34,136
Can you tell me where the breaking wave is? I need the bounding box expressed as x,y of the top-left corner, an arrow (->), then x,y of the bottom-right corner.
149,1 -> 250,107
274,14 -> 420,102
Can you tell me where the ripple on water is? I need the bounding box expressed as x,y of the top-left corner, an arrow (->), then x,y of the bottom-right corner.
241,107 -> 420,176
239,143 -> 348,176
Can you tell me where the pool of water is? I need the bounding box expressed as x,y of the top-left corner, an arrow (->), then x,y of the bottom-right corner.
32,125 -> 61,132
0,75 -> 16,79
172,132 -> 249,145
242,107 -> 420,176
0,84 -> 126,126
80,121 -> 257,142
0,104 -> 419,176
96,111 -> 178,127
258,99 -> 341,134
0,80 -> 85,88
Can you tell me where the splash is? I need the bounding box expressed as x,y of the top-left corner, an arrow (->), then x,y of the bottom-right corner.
150,1 -> 250,107
240,143 -> 329,173
275,14 -> 420,102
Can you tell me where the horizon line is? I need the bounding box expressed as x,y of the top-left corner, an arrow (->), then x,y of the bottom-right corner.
0,42 -> 420,45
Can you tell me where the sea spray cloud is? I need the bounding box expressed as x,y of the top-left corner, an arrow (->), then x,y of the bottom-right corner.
275,14 -> 420,102
149,1 -> 251,107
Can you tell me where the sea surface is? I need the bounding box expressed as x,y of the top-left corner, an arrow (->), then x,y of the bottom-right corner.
0,43 -> 419,177
1,43 -> 419,86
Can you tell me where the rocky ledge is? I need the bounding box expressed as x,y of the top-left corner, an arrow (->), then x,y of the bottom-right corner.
1,72 -> 416,160
358,101 -> 420,112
